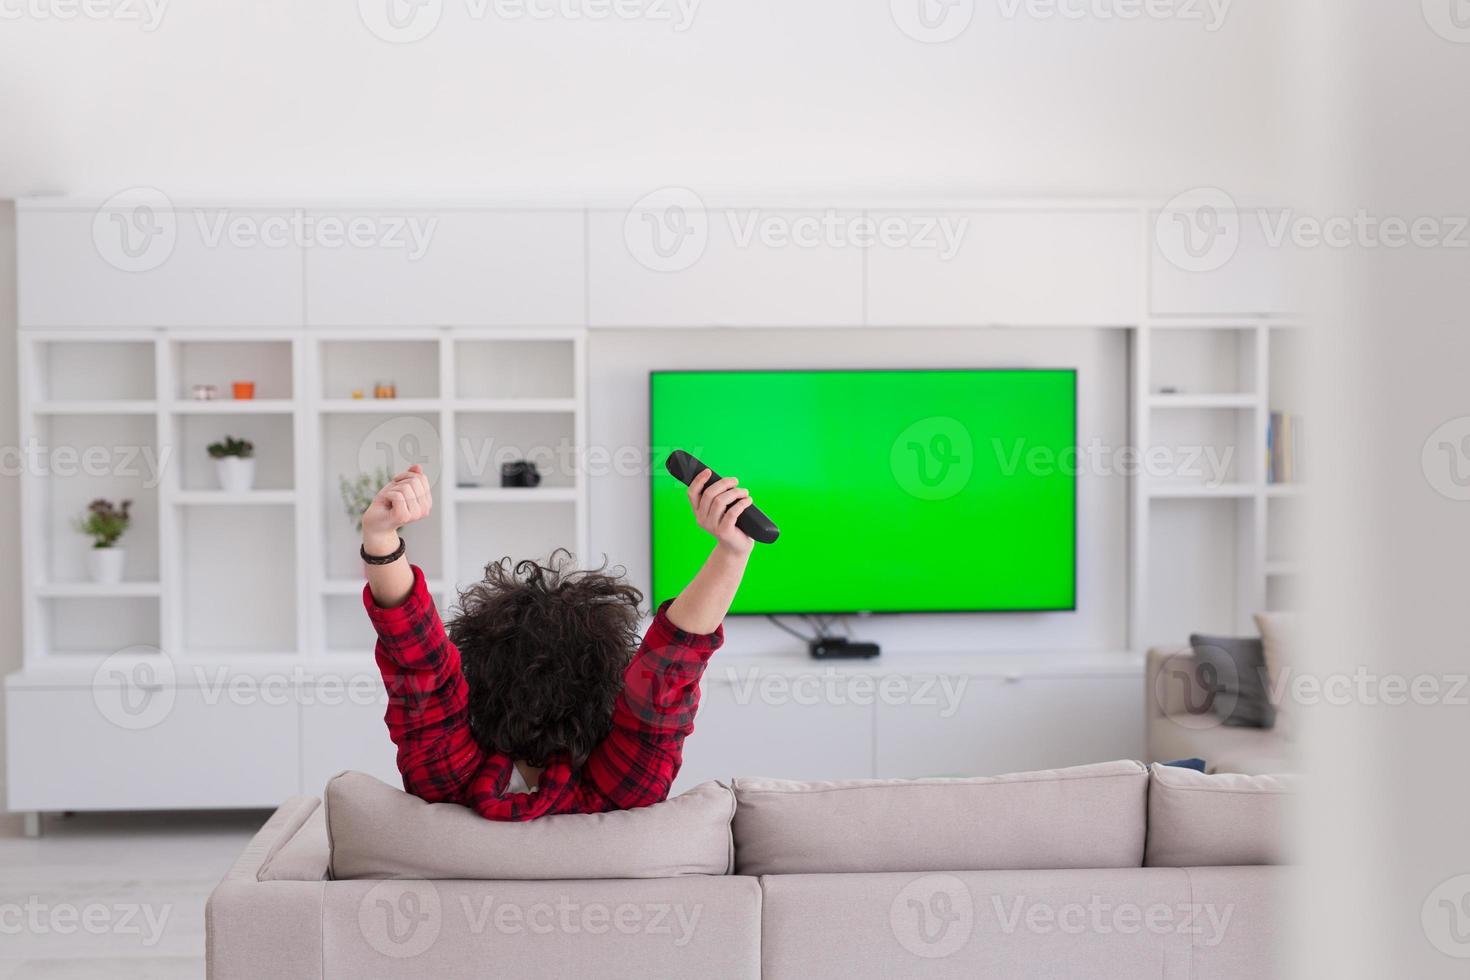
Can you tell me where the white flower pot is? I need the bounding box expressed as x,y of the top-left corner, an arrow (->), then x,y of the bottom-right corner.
88,547 -> 125,585
215,456 -> 256,493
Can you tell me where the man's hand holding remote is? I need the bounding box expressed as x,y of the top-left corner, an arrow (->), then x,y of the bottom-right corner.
665,468 -> 754,635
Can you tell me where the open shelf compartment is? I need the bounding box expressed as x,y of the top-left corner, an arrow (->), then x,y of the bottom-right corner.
1144,496 -> 1259,645
1149,327 -> 1259,398
178,506 -> 298,656
1146,407 -> 1257,493
41,596 -> 162,657
171,338 -> 295,403
173,413 -> 295,492
320,339 -> 441,401
29,338 -> 157,405
453,338 -> 576,401
320,412 -> 445,581
453,411 -> 577,491
36,414 -> 162,585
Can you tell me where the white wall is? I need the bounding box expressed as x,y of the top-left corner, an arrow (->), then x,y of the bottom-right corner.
0,2 -> 1286,200
1290,2 -> 1470,978
588,327 -> 1128,654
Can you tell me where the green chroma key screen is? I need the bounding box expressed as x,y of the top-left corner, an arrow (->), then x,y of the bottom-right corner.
649,369 -> 1077,614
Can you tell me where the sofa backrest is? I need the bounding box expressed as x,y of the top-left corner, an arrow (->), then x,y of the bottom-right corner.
732,760 -> 1149,876
1144,763 -> 1295,867
313,761 -> 1293,883
325,771 -> 736,880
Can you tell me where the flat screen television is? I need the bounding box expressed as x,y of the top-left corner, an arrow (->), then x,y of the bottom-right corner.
649,369 -> 1077,615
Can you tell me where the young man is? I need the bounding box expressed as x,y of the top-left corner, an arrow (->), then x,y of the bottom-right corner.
360,463 -> 754,820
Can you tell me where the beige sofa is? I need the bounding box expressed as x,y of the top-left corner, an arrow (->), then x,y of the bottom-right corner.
1146,647 -> 1292,775
207,761 -> 1293,979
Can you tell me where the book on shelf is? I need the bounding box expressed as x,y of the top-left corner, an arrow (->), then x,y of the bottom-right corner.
1267,411 -> 1304,484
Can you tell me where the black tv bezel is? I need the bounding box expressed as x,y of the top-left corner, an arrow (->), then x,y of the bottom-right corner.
647,367 -> 1079,617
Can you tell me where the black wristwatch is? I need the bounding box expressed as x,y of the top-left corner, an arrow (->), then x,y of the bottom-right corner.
360,536 -> 407,565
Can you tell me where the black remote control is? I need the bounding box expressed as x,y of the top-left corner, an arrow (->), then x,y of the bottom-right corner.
665,450 -> 780,544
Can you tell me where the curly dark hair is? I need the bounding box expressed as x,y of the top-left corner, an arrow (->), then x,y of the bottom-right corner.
448,549 -> 644,768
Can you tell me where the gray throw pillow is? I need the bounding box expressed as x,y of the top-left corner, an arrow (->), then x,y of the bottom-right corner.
1189,633 -> 1277,728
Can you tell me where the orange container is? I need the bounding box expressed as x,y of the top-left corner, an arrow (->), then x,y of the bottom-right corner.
232,381 -> 256,400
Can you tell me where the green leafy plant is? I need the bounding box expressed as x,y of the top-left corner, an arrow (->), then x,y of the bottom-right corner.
207,435 -> 254,459
74,498 -> 132,549
340,467 -> 393,533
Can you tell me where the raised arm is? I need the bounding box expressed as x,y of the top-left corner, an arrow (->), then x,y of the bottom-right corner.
665,469 -> 754,632
582,469 -> 754,808
359,466 -> 483,803
361,464 -> 431,607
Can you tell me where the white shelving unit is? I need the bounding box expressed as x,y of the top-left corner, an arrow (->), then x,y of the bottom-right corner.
1129,317 -> 1307,648
15,327 -> 588,672
7,196 -> 1300,817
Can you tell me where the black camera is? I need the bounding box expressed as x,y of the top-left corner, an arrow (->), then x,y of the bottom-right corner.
500,459 -> 542,488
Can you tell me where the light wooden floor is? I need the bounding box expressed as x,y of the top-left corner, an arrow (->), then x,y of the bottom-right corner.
0,810 -> 266,980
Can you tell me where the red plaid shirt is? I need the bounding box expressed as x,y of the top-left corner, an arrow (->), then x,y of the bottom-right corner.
364,565 -> 723,821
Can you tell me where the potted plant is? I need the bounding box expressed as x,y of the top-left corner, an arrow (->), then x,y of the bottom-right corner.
74,498 -> 132,584
208,436 -> 255,493
339,467 -> 393,533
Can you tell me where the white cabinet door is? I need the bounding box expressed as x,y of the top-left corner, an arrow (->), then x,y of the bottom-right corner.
300,695 -> 401,794
866,210 -> 1141,326
304,209 -> 585,326
671,677 -> 874,793
1149,208 -> 1296,314
5,685 -> 299,810
874,674 -> 1144,779
18,204 -> 305,328
587,207 -> 865,327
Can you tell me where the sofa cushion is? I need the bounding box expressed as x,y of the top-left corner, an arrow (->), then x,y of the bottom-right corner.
325,771 -> 735,880
1254,612 -> 1300,738
1190,633 -> 1276,728
321,876 -> 762,978
758,868 -> 1196,980
1184,866 -> 1295,980
732,760 -> 1148,876
1144,763 -> 1295,867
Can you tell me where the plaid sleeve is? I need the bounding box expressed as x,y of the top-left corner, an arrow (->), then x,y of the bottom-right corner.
365,565 -> 483,804
581,599 -> 723,810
